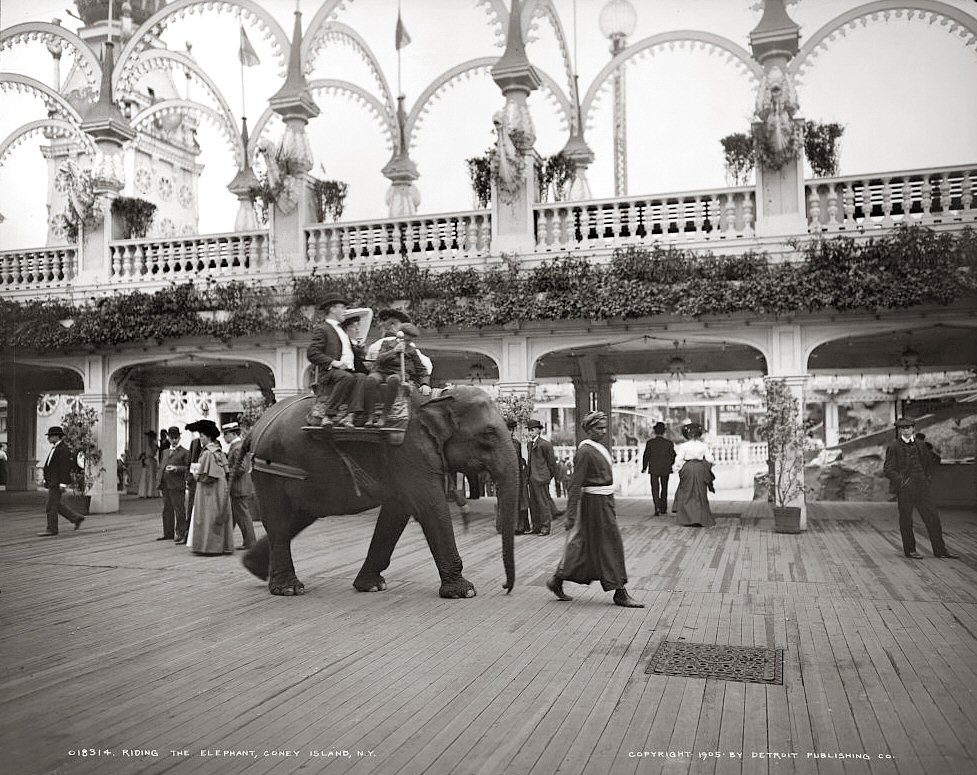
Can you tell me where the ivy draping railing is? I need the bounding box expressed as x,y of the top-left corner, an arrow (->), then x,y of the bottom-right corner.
108,231 -> 270,281
305,210 -> 492,269
805,164 -> 977,233
534,185 -> 756,251
0,246 -> 76,289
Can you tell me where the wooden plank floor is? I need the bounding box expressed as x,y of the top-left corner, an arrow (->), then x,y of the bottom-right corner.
1,493 -> 976,775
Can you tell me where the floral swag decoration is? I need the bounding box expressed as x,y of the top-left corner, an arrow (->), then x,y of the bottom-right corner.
752,65 -> 802,171
56,160 -> 101,242
491,109 -> 526,205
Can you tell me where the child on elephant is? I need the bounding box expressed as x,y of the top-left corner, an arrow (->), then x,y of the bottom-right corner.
367,323 -> 431,426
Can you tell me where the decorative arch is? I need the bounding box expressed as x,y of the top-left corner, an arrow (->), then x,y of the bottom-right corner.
5,357 -> 86,387
0,72 -> 83,122
802,320 -> 977,369
0,22 -> 101,93
791,0 -> 977,80
303,22 -> 395,116
115,48 -> 237,139
404,58 -> 572,153
308,79 -> 397,151
130,99 -> 243,166
0,119 -> 96,170
114,0 -> 291,91
527,0 -> 574,98
108,350 -> 278,393
580,31 -> 763,130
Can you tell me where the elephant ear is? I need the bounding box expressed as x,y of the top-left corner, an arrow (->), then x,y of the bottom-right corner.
418,394 -> 458,448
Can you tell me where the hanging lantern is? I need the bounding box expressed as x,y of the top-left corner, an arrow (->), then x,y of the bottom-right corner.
667,340 -> 688,378
900,345 -> 921,373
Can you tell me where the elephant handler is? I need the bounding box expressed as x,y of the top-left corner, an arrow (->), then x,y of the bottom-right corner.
367,323 -> 431,426
546,411 -> 644,608
306,294 -> 370,427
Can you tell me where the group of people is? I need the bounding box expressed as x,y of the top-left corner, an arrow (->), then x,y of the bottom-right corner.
307,297 -> 432,428
153,420 -> 258,556
641,420 -> 716,527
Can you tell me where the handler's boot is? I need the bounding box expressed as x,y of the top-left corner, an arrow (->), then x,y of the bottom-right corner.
613,588 -> 644,608
546,576 -> 573,601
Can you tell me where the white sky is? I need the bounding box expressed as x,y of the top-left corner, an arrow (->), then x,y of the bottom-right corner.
1,0 -> 976,248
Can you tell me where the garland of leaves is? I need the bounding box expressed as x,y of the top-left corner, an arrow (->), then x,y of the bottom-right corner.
752,121 -> 803,171
111,197 -> 157,239
722,121 -> 844,179
2,227 -> 973,353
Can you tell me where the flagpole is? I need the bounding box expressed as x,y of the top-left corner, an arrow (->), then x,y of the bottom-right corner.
397,0 -> 403,97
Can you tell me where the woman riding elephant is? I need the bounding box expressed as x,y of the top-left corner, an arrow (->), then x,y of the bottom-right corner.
241,386 -> 518,598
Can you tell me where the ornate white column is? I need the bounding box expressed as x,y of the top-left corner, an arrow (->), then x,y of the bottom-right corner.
267,8 -> 320,272
750,0 -> 807,237
489,0 -> 542,255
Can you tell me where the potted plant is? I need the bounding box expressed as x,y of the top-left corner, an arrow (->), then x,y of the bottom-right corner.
111,196 -> 157,239
311,179 -> 349,223
758,379 -> 807,533
60,403 -> 104,515
803,121 -> 844,178
466,148 -> 494,209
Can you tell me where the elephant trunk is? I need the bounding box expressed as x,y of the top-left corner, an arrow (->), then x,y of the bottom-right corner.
491,457 -> 518,594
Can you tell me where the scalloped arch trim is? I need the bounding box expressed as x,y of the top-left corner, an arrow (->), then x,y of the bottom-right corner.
0,22 -> 102,93
0,119 -> 96,170
791,0 -> 977,78
130,99 -> 243,167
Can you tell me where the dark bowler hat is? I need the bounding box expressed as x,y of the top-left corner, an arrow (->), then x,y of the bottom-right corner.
506,419 -> 518,431
399,323 -> 421,338
318,293 -> 349,311
526,419 -> 543,430
377,308 -> 412,323
46,426 -> 65,437
166,426 -> 181,436
894,417 -> 916,428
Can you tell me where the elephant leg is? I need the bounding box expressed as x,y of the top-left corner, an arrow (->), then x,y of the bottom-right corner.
353,502 -> 411,592
416,500 -> 475,599
245,477 -> 315,596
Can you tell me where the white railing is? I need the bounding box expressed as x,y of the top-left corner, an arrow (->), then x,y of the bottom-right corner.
109,230 -> 270,282
534,185 -> 755,251
554,440 -> 768,468
806,164 -> 976,233
305,210 -> 492,269
0,245 -> 76,289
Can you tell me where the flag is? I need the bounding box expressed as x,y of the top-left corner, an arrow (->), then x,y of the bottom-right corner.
239,26 -> 260,67
395,11 -> 411,50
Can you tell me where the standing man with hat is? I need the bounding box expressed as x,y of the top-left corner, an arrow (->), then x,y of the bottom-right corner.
546,412 -> 643,608
306,294 -> 369,427
156,426 -> 190,543
37,426 -> 85,536
526,419 -> 558,535
883,417 -> 958,559
223,421 -> 257,550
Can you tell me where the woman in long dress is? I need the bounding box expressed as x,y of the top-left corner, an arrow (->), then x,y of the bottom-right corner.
137,431 -> 158,498
673,423 -> 715,527
185,420 -> 234,556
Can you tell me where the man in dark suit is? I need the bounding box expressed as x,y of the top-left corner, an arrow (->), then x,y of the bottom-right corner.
223,421 -> 257,550
526,419 -> 558,535
642,421 -> 676,516
883,417 -> 958,560
306,294 -> 368,427
38,425 -> 84,536
156,426 -> 189,543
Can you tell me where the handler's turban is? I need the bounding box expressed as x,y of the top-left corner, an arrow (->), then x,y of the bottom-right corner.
581,411 -> 606,430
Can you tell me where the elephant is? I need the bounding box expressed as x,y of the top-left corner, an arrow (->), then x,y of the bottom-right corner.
240,386 -> 518,598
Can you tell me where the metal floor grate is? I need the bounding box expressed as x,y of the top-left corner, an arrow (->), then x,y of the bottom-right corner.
646,640 -> 784,685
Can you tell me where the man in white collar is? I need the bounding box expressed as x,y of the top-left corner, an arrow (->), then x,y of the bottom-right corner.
38,425 -> 85,536
546,411 -> 643,608
306,294 -> 369,427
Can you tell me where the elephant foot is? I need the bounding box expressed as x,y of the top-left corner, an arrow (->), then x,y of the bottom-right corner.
269,575 -> 306,596
439,579 -> 476,599
353,573 -> 387,592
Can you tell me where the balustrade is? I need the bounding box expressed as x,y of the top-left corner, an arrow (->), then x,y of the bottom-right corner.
806,165 -> 977,233
305,211 -> 491,270
0,246 -> 76,289
534,186 -> 756,251
108,231 -> 269,282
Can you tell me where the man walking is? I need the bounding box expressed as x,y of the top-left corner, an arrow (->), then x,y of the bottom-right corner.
156,426 -> 190,543
546,412 -> 643,608
641,422 -> 676,516
37,426 -> 84,536
223,421 -> 258,550
526,419 -> 558,535
883,417 -> 958,560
